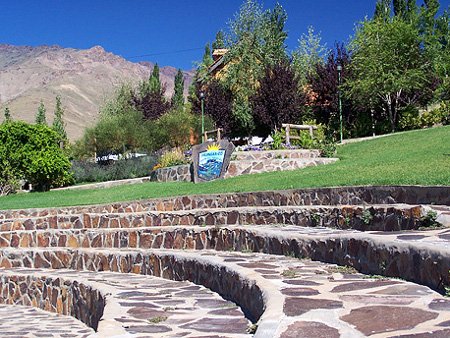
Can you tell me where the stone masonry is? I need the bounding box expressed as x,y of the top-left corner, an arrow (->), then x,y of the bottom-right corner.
0,185 -> 449,337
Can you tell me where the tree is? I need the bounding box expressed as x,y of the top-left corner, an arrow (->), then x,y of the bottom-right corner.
171,69 -> 185,109
3,107 -> 11,123
194,79 -> 235,136
35,100 -> 47,125
346,17 -> 429,132
308,44 -> 361,136
393,0 -> 407,17
218,0 -> 289,135
135,64 -> 170,121
374,0 -> 391,20
292,26 -> 328,87
251,62 -> 306,137
212,30 -> 226,50
0,121 -> 73,191
261,3 -> 288,66
434,9 -> 450,99
195,43 -> 214,82
52,96 -> 67,144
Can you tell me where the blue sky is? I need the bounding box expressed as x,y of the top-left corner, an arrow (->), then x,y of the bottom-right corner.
0,1 -> 448,70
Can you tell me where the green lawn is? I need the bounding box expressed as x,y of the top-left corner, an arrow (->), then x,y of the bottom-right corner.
1,126 -> 449,210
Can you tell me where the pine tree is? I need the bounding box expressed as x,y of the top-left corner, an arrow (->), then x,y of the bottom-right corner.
52,96 -> 67,143
171,69 -> 185,109
3,107 -> 11,123
35,100 -> 47,125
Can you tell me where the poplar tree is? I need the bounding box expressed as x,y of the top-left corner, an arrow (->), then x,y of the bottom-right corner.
35,100 -> 47,125
3,107 -> 11,123
212,30 -> 226,50
292,26 -> 327,87
52,96 -> 67,143
171,69 -> 185,109
134,63 -> 170,121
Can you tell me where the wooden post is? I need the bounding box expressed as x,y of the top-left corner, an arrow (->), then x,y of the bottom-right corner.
309,126 -> 314,138
285,125 -> 290,145
217,128 -> 221,142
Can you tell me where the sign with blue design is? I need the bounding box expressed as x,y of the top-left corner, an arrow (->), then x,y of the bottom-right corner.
192,140 -> 235,183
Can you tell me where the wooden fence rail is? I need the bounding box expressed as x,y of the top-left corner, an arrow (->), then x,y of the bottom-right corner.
281,124 -> 318,145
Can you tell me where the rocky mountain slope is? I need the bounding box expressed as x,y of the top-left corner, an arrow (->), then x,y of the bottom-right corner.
0,44 -> 194,140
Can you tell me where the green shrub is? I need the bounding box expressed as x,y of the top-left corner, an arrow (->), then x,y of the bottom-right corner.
158,149 -> 189,168
0,160 -> 19,196
71,156 -> 157,184
270,129 -> 284,149
398,106 -> 420,131
0,121 -> 73,191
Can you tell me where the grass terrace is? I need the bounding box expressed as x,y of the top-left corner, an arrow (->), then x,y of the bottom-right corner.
1,126 -> 449,210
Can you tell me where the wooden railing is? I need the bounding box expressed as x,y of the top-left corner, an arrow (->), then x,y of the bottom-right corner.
281,124 -> 318,144
204,128 -> 223,142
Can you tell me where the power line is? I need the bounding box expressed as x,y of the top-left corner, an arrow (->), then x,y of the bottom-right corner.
125,47 -> 204,59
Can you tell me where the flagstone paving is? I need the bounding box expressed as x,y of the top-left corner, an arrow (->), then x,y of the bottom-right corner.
0,186 -> 449,337
0,268 -> 251,338
0,248 -> 449,337
0,303 -> 94,337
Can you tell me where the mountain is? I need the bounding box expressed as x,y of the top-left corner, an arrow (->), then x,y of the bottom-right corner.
0,44 -> 194,140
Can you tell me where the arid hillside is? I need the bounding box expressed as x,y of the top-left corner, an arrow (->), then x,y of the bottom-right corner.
0,44 -> 194,140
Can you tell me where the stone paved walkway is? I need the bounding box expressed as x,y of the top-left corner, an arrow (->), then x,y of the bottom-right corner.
0,186 -> 449,337
0,303 -> 94,337
0,268 -> 251,338
1,248 -> 449,338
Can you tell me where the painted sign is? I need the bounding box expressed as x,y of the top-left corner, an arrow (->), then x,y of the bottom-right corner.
192,140 -> 235,183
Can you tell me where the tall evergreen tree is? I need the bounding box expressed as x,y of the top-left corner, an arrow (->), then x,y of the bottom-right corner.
35,100 -> 47,125
52,96 -> 67,143
3,107 -> 11,123
171,69 -> 185,109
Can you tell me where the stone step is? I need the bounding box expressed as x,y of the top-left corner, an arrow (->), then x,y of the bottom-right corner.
0,204 -> 430,233
2,186 -> 448,219
0,267 -> 251,338
0,248 -> 449,338
0,225 -> 448,293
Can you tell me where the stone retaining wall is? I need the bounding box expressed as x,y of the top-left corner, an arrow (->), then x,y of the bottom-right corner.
0,226 -> 448,294
1,185 -> 448,217
0,274 -> 104,330
233,149 -> 321,161
0,205 -> 424,234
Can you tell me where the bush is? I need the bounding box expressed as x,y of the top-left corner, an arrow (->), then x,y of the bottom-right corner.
71,156 -> 157,184
158,149 -> 189,168
0,121 -> 73,191
0,160 -> 19,196
398,106 -> 420,131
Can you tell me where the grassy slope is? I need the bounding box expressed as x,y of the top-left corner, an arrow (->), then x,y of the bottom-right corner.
1,126 -> 449,210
